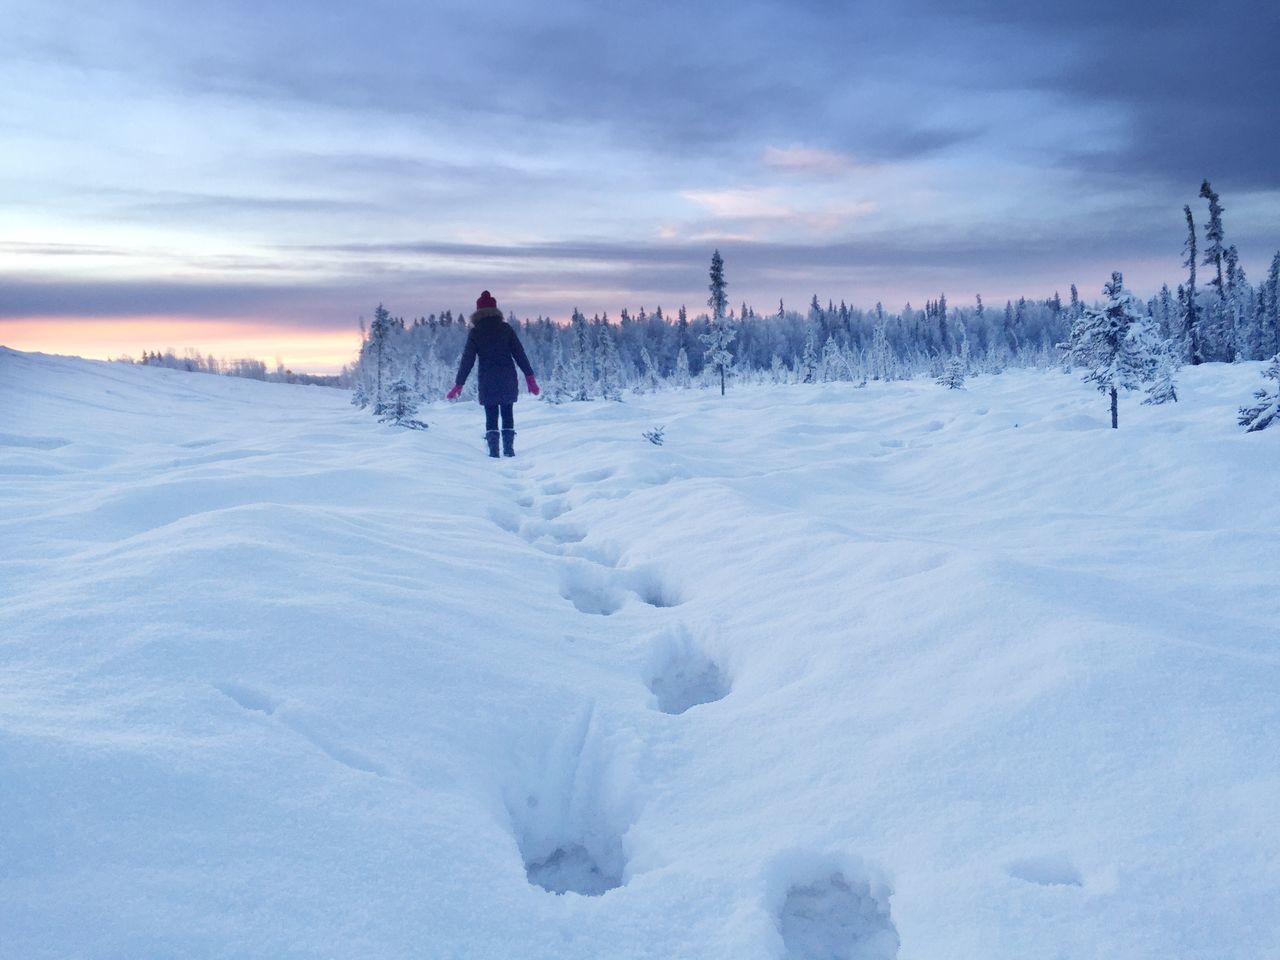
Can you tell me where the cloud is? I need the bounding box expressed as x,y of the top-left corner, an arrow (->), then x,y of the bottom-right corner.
763,146 -> 865,177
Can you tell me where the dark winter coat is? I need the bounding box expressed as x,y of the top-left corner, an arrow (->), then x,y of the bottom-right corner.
454,307 -> 535,406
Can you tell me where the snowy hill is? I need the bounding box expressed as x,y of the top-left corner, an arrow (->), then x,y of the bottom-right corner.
1,346 -> 1277,960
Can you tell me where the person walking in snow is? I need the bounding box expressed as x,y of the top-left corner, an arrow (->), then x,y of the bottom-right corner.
447,290 -> 539,457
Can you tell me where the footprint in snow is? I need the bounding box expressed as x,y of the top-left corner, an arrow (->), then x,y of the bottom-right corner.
647,644 -> 728,715
777,870 -> 900,960
1006,853 -> 1083,887
626,567 -> 684,609
509,702 -> 631,897
559,565 -> 625,616
540,498 -> 570,520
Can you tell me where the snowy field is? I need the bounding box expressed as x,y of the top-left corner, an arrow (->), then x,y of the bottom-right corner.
2,345 -> 1278,960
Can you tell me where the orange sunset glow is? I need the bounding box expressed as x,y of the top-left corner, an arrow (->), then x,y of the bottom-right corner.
0,319 -> 363,374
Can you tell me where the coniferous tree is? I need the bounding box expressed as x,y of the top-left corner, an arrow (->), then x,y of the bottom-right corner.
1183,205 -> 1202,364
568,308 -> 593,401
597,326 -> 625,401
1062,272 -> 1162,428
819,335 -> 842,382
544,339 -> 569,404
799,326 -> 820,383
638,345 -> 661,394
364,303 -> 396,414
870,304 -> 891,381
673,347 -> 691,388
936,357 -> 966,389
1143,343 -> 1180,405
1238,354 -> 1280,432
1265,252 -> 1280,357
1200,180 -> 1226,297
379,376 -> 427,429
700,249 -> 735,395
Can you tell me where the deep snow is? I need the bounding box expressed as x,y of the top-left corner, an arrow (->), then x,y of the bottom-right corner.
1,346 -> 1278,959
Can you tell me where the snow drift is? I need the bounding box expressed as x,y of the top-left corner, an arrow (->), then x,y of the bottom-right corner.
1,346 -> 1277,959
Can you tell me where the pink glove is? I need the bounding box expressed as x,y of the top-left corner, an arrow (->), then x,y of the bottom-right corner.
446,384 -> 462,400
526,374 -> 540,396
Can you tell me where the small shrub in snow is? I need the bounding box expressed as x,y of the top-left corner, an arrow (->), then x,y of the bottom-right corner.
936,357 -> 966,389
642,425 -> 666,446
1238,355 -> 1280,431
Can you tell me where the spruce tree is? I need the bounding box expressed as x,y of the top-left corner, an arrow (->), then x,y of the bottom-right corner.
366,303 -> 396,414
820,335 -> 842,382
1143,344 -> 1180,405
699,249 -> 735,395
1200,180 -> 1226,297
1062,272 -> 1162,428
1239,354 -> 1280,432
800,326 -> 819,383
674,347 -> 691,388
870,305 -> 891,381
1183,205 -> 1202,364
379,377 -> 427,429
936,357 -> 966,389
597,325 -> 625,401
639,346 -> 661,393
1266,252 -> 1280,358
568,308 -> 593,401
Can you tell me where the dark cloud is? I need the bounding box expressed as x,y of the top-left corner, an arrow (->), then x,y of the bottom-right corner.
21,0 -> 1273,185
910,0 -> 1280,188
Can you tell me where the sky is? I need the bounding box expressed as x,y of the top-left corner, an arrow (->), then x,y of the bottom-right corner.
2,0 -> 1278,373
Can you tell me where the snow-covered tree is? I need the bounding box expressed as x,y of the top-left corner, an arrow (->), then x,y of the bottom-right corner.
351,382 -> 370,408
1238,354 -> 1280,432
597,326 -> 625,401
1062,272 -> 1162,428
1265,252 -> 1280,358
379,377 -> 427,429
673,347 -> 691,388
936,357 -> 966,389
819,335 -> 842,382
1143,345 -> 1180,405
567,308 -> 593,401
543,339 -> 569,404
869,305 -> 891,380
366,303 -> 397,414
1183,205 -> 1202,364
1201,180 -> 1226,297
638,345 -> 661,394
700,249 -> 736,395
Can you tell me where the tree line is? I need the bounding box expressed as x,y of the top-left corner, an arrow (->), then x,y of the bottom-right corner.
350,180 -> 1278,421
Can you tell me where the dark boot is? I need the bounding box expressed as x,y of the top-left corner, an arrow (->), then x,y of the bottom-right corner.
501,429 -> 516,457
485,430 -> 500,458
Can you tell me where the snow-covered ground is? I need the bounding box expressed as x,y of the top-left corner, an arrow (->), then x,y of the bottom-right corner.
2,345 -> 1277,960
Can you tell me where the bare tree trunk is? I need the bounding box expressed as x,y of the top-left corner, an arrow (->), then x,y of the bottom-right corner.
719,365 -> 725,396
1110,386 -> 1118,428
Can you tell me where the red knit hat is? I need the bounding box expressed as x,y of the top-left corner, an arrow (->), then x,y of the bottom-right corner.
476,290 -> 497,310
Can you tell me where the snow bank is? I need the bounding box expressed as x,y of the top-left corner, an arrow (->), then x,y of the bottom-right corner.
2,347 -> 1277,959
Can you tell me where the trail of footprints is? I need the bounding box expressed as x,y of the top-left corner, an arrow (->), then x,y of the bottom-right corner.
492,464 -> 903,958
217,465 -> 905,957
